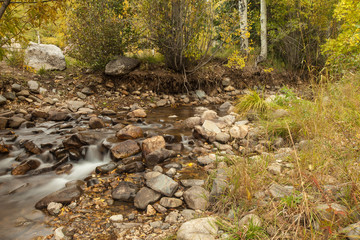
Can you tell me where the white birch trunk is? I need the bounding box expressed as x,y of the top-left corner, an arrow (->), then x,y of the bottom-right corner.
239,0 -> 249,53
259,0 -> 267,61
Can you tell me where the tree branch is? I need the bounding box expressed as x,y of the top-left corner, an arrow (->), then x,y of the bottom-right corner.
0,0 -> 10,20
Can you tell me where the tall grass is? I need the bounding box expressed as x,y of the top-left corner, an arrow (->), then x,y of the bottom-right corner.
216,73 -> 360,239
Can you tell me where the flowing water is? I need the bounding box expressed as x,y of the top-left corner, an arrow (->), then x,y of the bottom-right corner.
0,106 -> 214,239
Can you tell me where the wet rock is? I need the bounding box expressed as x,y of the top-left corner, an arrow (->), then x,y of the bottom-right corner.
11,159 -> 41,175
202,120 -> 221,134
23,140 -> 42,154
8,116 -> 26,129
145,148 -> 176,167
32,110 -> 49,119
127,109 -> 147,118
111,140 -> 141,160
146,173 -> 179,197
112,181 -> 139,202
142,135 -> 166,156
166,143 -> 184,152
28,80 -> 39,93
215,132 -> 231,143
0,117 -> 8,130
182,117 -> 201,129
160,197 -> 183,208
181,179 -> 205,187
122,153 -> 143,165
239,214 -> 262,228
35,185 -> 83,209
134,187 -> 161,210
117,161 -> 144,173
89,117 -> 105,129
105,56 -> 140,76
55,163 -> 73,175
156,99 -> 167,107
25,42 -> 66,71
12,83 -> 22,92
177,217 -> 218,240
47,202 -> 63,216
63,134 -> 88,149
193,126 -> 216,142
48,111 -> 69,121
95,162 -> 118,174
183,186 -> 209,211
269,183 -> 294,199
116,125 -> 143,140
229,125 -> 248,139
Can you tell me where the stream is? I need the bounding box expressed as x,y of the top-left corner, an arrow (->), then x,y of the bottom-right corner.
0,105 -> 217,240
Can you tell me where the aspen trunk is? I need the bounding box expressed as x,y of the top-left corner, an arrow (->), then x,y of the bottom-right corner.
259,0 -> 267,61
239,0 -> 249,54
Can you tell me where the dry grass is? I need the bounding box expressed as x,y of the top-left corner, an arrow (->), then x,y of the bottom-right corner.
215,73 -> 360,239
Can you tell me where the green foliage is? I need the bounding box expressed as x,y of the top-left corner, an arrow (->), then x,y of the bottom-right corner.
67,0 -> 139,69
0,0 -> 66,60
322,0 -> 360,71
4,49 -> 25,68
281,193 -> 302,208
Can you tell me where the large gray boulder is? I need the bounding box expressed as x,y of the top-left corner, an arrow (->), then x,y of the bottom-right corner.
105,56 -> 140,76
183,186 -> 209,211
25,42 -> 66,71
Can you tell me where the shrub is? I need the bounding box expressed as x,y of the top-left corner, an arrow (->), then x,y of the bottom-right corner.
67,0 -> 138,70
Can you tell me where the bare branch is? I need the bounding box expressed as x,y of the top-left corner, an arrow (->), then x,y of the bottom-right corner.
0,0 -> 10,19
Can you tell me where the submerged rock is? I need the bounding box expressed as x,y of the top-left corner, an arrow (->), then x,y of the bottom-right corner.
35,185 -> 83,209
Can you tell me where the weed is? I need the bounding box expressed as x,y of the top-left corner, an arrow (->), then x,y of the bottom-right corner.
5,49 -> 25,68
37,67 -> 47,76
235,90 -> 271,117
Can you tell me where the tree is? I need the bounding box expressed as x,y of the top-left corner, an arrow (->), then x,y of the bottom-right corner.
0,0 -> 65,59
66,0 -> 138,69
256,0 -> 267,66
239,0 -> 249,54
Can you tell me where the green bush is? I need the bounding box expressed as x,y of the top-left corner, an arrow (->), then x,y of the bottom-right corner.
67,0 -> 138,70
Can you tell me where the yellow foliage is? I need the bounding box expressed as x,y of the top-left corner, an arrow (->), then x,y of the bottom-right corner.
225,50 -> 246,70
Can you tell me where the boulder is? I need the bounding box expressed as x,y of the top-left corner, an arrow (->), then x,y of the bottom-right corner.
176,217 -> 218,240
181,179 -> 205,187
105,56 -> 140,76
183,186 -> 209,211
127,109 -> 147,118
23,141 -> 42,155
116,161 -> 144,173
32,110 -> 49,119
145,148 -> 176,167
95,162 -> 118,174
201,110 -> 217,123
269,183 -> 294,199
193,126 -> 216,143
215,132 -> 230,143
116,125 -> 143,140
156,99 -> 167,107
111,140 -> 141,160
341,221 -> 360,240
89,117 -> 105,129
47,202 -> 63,216
146,173 -> 179,197
48,111 -> 69,121
112,181 -> 139,202
25,42 -> 66,71
238,214 -> 262,228
67,100 -> 85,112
134,187 -> 161,210
28,80 -> 39,93
142,136 -> 166,156
229,125 -> 248,139
35,185 -> 83,209
11,159 -> 41,175
3,92 -> 16,101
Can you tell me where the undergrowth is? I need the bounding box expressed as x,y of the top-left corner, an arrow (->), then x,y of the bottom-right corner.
215,73 -> 360,239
